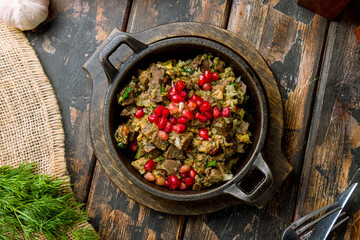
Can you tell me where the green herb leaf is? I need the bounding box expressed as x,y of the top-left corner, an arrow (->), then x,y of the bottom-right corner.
206,160 -> 217,167
122,87 -> 132,103
161,86 -> 165,93
135,144 -> 142,159
181,67 -> 194,74
117,142 -> 126,148
155,156 -> 164,162
210,81 -> 217,85
231,83 -> 237,86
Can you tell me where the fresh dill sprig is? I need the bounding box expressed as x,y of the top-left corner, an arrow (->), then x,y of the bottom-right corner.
0,162 -> 98,240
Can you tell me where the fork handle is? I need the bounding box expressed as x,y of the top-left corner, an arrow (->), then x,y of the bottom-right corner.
224,153 -> 273,203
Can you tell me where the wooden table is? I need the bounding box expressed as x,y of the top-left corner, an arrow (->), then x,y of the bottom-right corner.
26,0 -> 360,239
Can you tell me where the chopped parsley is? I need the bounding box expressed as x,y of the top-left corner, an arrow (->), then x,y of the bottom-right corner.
181,67 -> 194,74
206,160 -> 217,167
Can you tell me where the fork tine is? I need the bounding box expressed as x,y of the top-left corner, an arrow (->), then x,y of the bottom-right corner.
300,212 -> 349,240
291,202 -> 338,228
296,206 -> 342,235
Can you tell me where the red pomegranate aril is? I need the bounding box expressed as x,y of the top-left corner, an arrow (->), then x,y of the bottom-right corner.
180,172 -> 188,179
222,107 -> 231,118
183,177 -> 195,186
171,94 -> 182,103
212,72 -> 219,81
168,103 -> 179,114
163,122 -> 173,133
198,74 -> 206,86
182,109 -> 194,120
213,106 -> 222,118
154,105 -> 163,116
195,99 -> 204,108
129,140 -> 138,152
189,169 -> 197,179
144,159 -> 156,171
164,180 -> 171,188
168,115 -> 177,125
172,124 -> 186,133
144,172 -> 155,181
179,164 -> 190,173
186,100 -> 197,111
168,175 -> 179,185
148,115 -> 159,124
177,117 -> 187,124
199,129 -> 209,140
179,91 -> 188,101
158,130 -> 169,140
176,80 -> 186,92
195,112 -> 207,122
202,83 -> 212,91
161,108 -> 170,118
204,111 -> 213,120
204,70 -> 212,82
168,86 -> 178,97
135,107 -> 144,118
158,116 -> 167,129
199,101 -> 211,113
210,148 -> 219,155
191,94 -> 201,102
180,182 -> 189,190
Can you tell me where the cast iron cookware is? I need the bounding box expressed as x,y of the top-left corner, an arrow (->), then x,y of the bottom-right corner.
99,34 -> 272,202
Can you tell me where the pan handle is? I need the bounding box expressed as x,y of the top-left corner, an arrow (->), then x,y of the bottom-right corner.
99,34 -> 148,82
223,153 -> 272,203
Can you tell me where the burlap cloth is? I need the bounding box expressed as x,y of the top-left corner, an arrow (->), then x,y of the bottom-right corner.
0,22 -> 95,239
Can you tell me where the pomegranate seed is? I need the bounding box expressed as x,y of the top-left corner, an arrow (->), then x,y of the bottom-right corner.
155,176 -> 165,186
202,83 -> 212,91
129,140 -> 138,152
158,116 -> 167,129
199,129 -> 209,140
195,112 -> 207,122
198,74 -> 206,86
163,122 -> 173,133
168,175 -> 180,186
164,180 -> 171,188
199,101 -> 211,113
204,111 -> 213,120
182,109 -> 194,120
144,172 -> 155,181
135,107 -> 144,118
172,124 -> 186,133
180,182 -> 189,190
195,99 -> 204,108
212,72 -> 219,81
168,84 -> 178,97
213,106 -> 222,118
177,117 -> 187,124
158,130 -> 169,140
161,108 -> 170,118
191,94 -> 201,102
168,116 -> 177,125
168,103 -> 179,114
222,107 -> 231,118
210,148 -> 219,155
179,91 -> 188,101
154,105 -> 164,116
204,70 -> 212,82
187,100 -> 197,111
148,115 -> 159,124
189,169 -> 197,179
171,94 -> 182,103
144,159 -> 156,171
179,102 -> 185,112
180,172 -> 189,179
183,177 -> 195,186
170,181 -> 181,190
179,164 -> 190,173
176,80 -> 186,92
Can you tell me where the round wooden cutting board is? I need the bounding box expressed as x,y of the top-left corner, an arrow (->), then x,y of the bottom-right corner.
84,22 -> 292,215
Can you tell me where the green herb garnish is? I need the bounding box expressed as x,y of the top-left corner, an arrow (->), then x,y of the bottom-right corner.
122,87 -> 132,103
117,142 -> 126,148
210,81 -> 217,85
155,156 -> 164,162
206,160 -> 217,167
181,67 -> 194,74
210,67 -> 215,72
231,83 -> 237,86
0,163 -> 98,240
135,144 -> 142,159
161,86 -> 165,93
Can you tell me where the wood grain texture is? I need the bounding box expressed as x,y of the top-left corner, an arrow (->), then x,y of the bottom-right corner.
297,0 -> 351,20
25,0 -> 128,203
184,0 -> 329,239
296,1 -> 360,239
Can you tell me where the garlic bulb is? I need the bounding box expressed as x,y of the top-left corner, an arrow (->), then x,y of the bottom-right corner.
0,0 -> 50,31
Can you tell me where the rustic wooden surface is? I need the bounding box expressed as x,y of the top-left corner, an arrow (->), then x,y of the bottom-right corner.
297,0 -> 351,20
26,0 -> 359,239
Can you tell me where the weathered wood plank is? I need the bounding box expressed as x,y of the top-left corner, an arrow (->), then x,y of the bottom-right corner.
184,0 -> 329,239
25,0 -> 129,203
86,0 -> 232,238
296,0 -> 360,239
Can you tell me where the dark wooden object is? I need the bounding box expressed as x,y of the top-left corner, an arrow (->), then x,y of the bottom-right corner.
297,0 -> 351,20
83,22 -> 292,215
355,26 -> 360,43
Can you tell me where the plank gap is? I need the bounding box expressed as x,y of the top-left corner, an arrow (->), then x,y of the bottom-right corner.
222,0 -> 233,29
82,153 -> 98,205
122,0 -> 134,32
